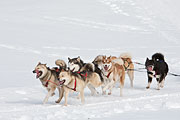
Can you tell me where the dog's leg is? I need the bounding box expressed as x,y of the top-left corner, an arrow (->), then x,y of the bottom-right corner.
146,76 -> 152,89
160,74 -> 166,88
43,87 -> 56,104
120,74 -> 125,97
103,80 -> 114,92
101,77 -> 109,95
157,81 -> 160,90
157,75 -> 163,90
108,85 -> 113,95
64,90 -> 69,106
160,79 -> 165,88
120,84 -> 124,97
55,87 -> 64,103
77,93 -> 80,99
47,88 -> 55,96
101,85 -> 106,95
87,84 -> 98,96
127,70 -> 134,88
80,90 -> 85,104
108,81 -> 116,95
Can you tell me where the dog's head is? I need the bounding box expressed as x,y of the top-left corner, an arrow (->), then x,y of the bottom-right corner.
145,58 -> 155,72
93,55 -> 104,65
68,56 -> 83,72
92,55 -> 105,69
102,56 -> 113,71
32,62 -> 48,79
58,70 -> 71,86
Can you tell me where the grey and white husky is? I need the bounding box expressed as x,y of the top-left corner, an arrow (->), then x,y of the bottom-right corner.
32,60 -> 66,104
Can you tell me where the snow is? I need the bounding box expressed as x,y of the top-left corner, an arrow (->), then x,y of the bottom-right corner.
0,0 -> 180,119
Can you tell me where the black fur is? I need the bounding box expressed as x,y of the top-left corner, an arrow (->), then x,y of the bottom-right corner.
152,53 -> 165,62
145,53 -> 169,89
50,67 -> 62,79
92,62 -> 104,82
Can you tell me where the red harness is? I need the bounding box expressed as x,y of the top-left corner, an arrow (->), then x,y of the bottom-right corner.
73,77 -> 77,91
44,80 -> 58,87
77,71 -> 87,79
106,72 -> 112,78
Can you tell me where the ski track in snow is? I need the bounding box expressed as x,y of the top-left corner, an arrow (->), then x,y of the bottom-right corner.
0,44 -> 41,55
42,16 -> 149,33
0,80 -> 180,120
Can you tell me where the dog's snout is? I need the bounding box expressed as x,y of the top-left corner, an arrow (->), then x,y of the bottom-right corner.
32,70 -> 36,73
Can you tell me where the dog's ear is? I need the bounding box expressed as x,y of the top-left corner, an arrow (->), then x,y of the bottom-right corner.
43,63 -> 47,66
68,57 -> 71,61
38,62 -> 41,65
77,56 -> 81,62
103,55 -> 106,59
107,56 -> 111,59
146,57 -> 149,61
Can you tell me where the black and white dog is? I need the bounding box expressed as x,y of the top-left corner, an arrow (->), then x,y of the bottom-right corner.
145,53 -> 169,90
68,56 -> 103,81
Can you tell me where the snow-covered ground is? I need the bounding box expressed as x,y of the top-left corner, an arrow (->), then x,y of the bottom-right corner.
0,0 -> 180,119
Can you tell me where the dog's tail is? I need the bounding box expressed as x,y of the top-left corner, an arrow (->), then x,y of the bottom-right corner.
120,53 -> 132,60
55,59 -> 67,70
113,58 -> 124,65
152,53 -> 165,62
81,63 -> 95,72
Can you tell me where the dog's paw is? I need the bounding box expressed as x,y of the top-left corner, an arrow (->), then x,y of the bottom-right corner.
156,88 -> 160,90
51,93 -> 55,96
63,104 -> 68,106
108,92 -> 111,95
55,100 -> 60,103
146,86 -> 150,89
160,85 -> 164,88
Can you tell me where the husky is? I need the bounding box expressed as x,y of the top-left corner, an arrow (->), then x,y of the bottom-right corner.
32,61 -> 65,104
100,56 -> 126,96
119,53 -> 134,87
58,69 -> 102,106
145,53 -> 169,90
68,56 -> 104,95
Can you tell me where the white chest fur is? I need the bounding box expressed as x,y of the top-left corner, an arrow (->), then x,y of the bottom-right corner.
148,71 -> 160,79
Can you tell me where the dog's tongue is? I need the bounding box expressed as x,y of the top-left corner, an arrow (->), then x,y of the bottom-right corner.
104,66 -> 108,71
148,66 -> 153,71
36,70 -> 40,78
59,80 -> 65,85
